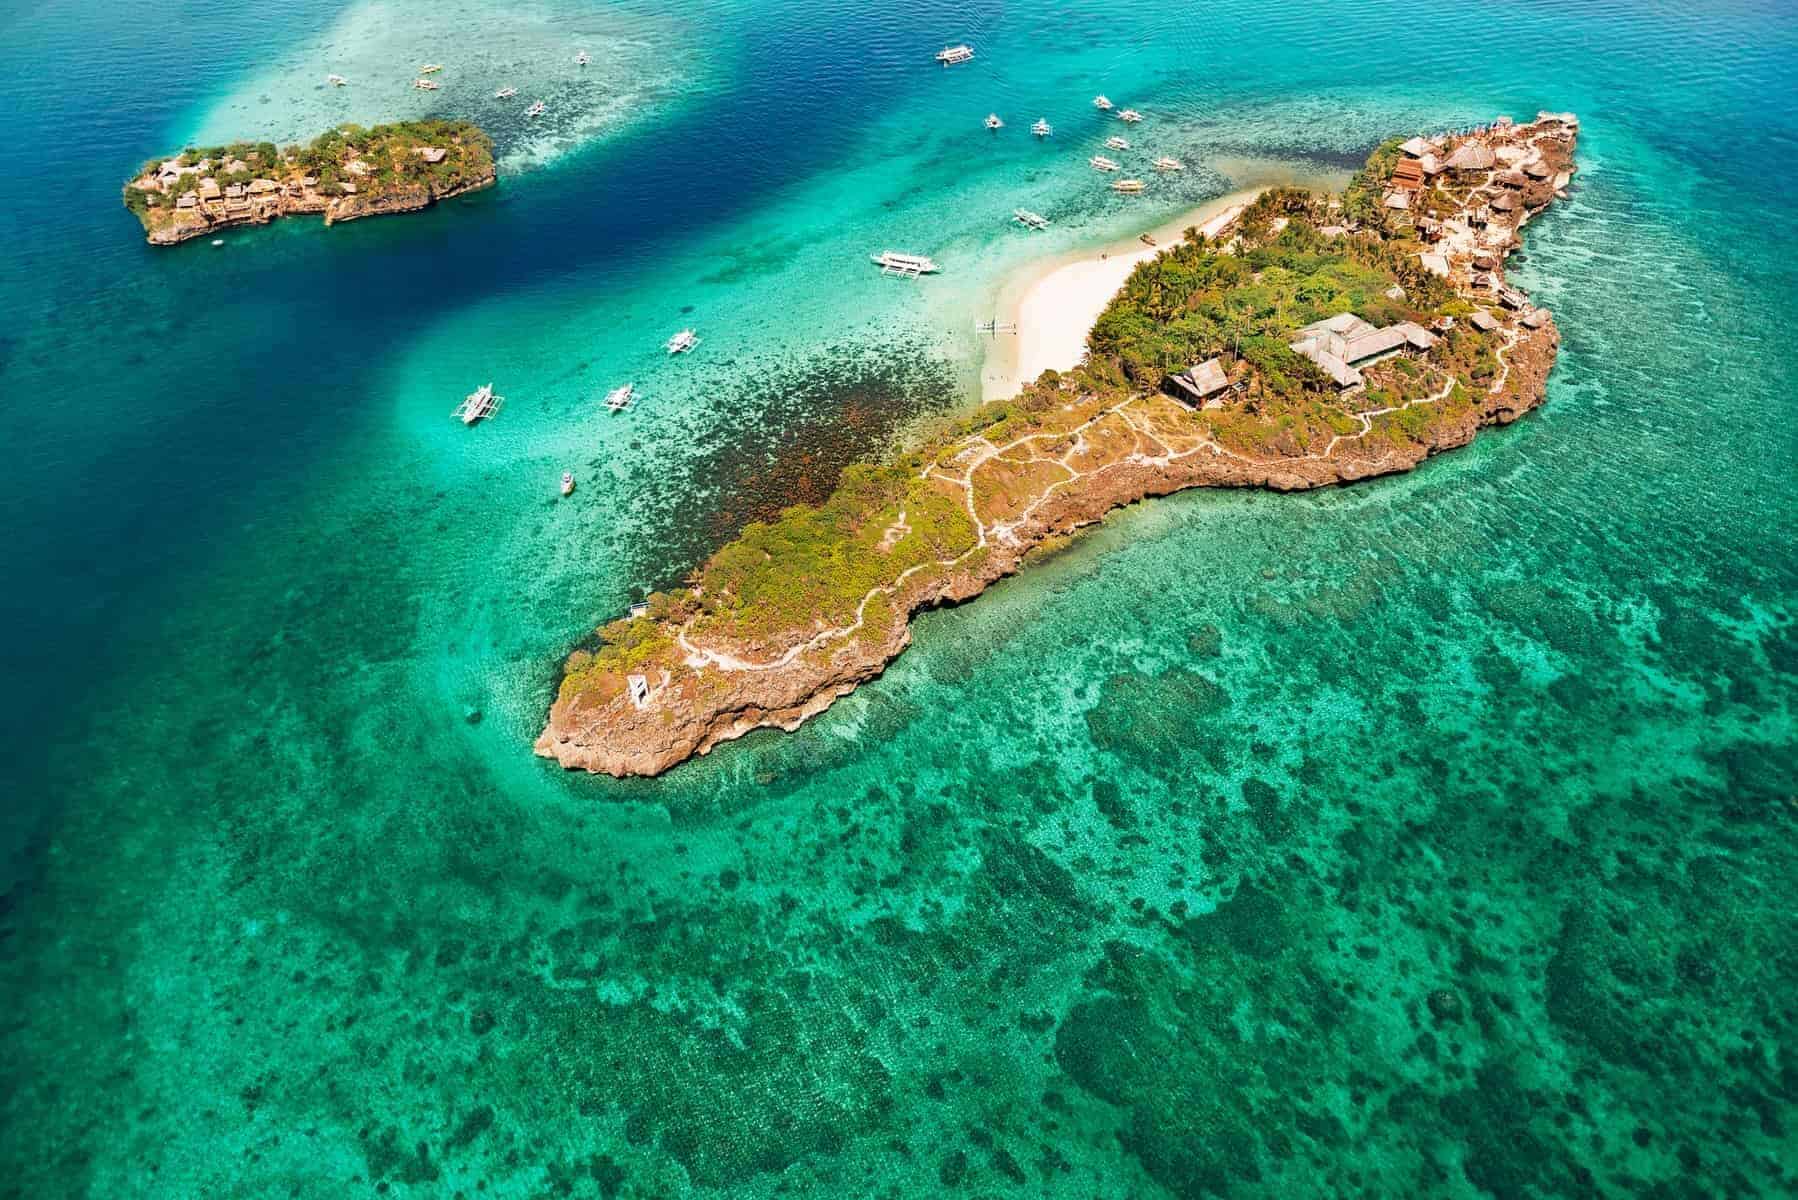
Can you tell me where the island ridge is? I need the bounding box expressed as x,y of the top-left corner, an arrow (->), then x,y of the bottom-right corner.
538,112 -> 1580,777
123,119 -> 496,245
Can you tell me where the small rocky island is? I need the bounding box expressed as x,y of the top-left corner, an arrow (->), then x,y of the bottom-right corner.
123,119 -> 495,245
539,112 -> 1580,777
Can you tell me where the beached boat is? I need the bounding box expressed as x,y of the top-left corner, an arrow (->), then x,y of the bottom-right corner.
1106,135 -> 1130,150
666,330 -> 699,354
1031,118 -> 1052,137
984,113 -> 1004,130
1093,95 -> 1113,111
605,383 -> 635,411
871,250 -> 939,277
454,383 -> 502,425
326,74 -> 347,86
1089,155 -> 1120,172
1139,233 -> 1158,246
936,44 -> 974,65
526,100 -> 546,117
413,78 -> 440,91
1118,108 -> 1144,123
1152,155 -> 1185,172
1111,178 -> 1146,193
575,50 -> 590,66
494,86 -> 517,99
561,472 -> 576,496
419,64 -> 443,74
1013,209 -> 1050,230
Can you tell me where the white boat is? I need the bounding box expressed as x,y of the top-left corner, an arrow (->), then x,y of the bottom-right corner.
525,100 -> 546,117
870,250 -> 939,277
1013,208 -> 1049,230
666,329 -> 698,354
575,50 -> 591,66
494,86 -> 517,99
605,383 -> 635,411
1089,155 -> 1120,172
1093,95 -> 1113,111
1031,118 -> 1052,137
1106,135 -> 1130,150
1111,178 -> 1146,193
936,44 -> 974,65
1153,155 -> 1185,172
454,383 -> 503,425
413,78 -> 440,91
211,239 -> 225,246
1118,108 -> 1144,123
561,472 -> 576,496
326,74 -> 347,86
419,63 -> 444,74
984,113 -> 1004,130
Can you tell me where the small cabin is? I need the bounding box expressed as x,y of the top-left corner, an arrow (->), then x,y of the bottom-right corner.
416,147 -> 448,164
1521,308 -> 1550,330
626,674 -> 651,710
198,178 -> 221,200
1166,358 -> 1233,409
223,182 -> 245,200
175,193 -> 198,210
1391,158 -> 1425,191
1468,309 -> 1499,333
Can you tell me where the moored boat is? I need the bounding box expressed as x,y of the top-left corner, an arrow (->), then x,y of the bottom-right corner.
413,78 -> 440,91
1031,118 -> 1052,137
1013,209 -> 1049,230
1152,155 -> 1184,171
871,250 -> 940,277
984,113 -> 1004,130
666,329 -> 699,354
606,383 -> 635,410
525,100 -> 546,117
1106,135 -> 1130,150
935,44 -> 974,65
454,383 -> 503,425
495,86 -> 517,99
561,471 -> 575,496
326,74 -> 347,86
419,63 -> 443,74
1093,95 -> 1113,111
1089,155 -> 1120,172
575,50 -> 590,66
1118,108 -> 1143,123
1111,178 -> 1145,193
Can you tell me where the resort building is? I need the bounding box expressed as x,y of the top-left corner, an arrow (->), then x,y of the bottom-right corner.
1289,313 -> 1438,391
1165,357 -> 1234,408
1468,309 -> 1499,332
1444,142 -> 1496,175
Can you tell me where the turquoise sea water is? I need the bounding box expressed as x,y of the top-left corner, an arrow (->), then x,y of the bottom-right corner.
3,0 -> 1795,1195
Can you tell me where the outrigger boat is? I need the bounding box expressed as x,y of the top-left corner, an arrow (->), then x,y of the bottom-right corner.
666,330 -> 699,354
870,250 -> 939,278
984,113 -> 1004,130
936,44 -> 974,65
413,78 -> 440,91
605,383 -> 635,411
326,74 -> 347,86
1118,108 -> 1144,123
1152,155 -> 1185,172
1031,118 -> 1052,137
419,63 -> 444,74
454,383 -> 502,425
1093,95 -> 1113,111
575,50 -> 591,66
494,86 -> 517,99
1013,209 -> 1050,230
1106,135 -> 1130,150
525,100 -> 546,117
1089,155 -> 1120,172
1111,178 -> 1146,193
561,472 -> 576,497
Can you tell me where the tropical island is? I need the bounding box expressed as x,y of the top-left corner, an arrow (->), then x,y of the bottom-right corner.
122,119 -> 496,245
538,112 -> 1580,777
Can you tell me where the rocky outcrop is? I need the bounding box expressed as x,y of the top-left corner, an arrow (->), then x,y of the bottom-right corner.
538,113 -> 1577,778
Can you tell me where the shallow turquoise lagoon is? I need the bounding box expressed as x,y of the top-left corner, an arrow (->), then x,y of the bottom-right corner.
1,0 -> 1794,1195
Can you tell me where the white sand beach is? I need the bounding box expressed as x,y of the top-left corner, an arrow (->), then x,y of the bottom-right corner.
980,190 -> 1260,402
981,162 -> 1352,402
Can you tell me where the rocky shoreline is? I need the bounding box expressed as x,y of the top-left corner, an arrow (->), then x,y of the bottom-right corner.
538,112 -> 1578,778
142,171 -> 497,245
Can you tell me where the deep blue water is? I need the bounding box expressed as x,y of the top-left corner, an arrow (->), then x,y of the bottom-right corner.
2,1 -> 1795,1195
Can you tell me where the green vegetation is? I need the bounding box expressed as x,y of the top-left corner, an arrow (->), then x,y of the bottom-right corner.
562,143 -> 1522,697
123,119 -> 494,233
